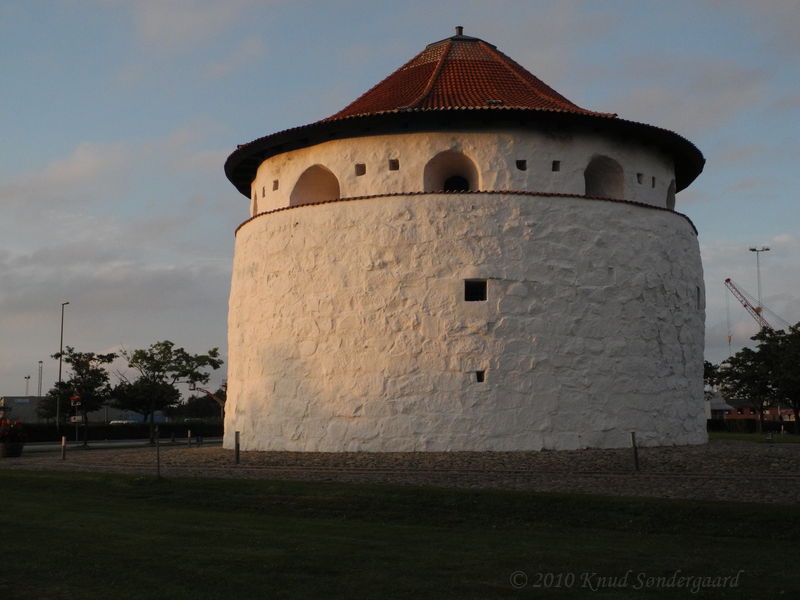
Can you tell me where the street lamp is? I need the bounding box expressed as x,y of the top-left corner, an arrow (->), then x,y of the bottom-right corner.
37,360 -> 43,398
748,247 -> 770,312
58,301 -> 69,430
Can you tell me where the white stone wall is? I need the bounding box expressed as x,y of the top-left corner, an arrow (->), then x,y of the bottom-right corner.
249,130 -> 676,215
225,193 -> 706,451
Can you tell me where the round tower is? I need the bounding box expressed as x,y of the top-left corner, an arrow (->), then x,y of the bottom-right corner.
223,29 -> 706,451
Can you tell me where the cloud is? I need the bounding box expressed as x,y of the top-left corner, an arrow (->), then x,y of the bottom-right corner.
0,242 -> 231,392
606,55 -> 767,134
39,142 -> 130,188
723,176 -> 774,194
703,0 -> 800,54
474,2 -> 618,95
767,93 -> 800,113
113,0 -> 266,85
713,144 -> 768,166
772,233 -> 800,247
701,233 -> 800,363
1,121 -> 229,208
0,207 -> 231,336
203,36 -> 265,79
0,141 -> 133,209
0,123 -> 238,363
131,0 -> 254,52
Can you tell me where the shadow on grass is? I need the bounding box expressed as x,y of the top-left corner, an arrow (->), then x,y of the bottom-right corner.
1,470 -> 797,599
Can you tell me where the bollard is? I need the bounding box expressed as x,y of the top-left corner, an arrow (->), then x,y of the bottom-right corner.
235,430 -> 240,465
155,425 -> 161,479
61,436 -> 67,460
187,429 -> 192,447
630,431 -> 640,472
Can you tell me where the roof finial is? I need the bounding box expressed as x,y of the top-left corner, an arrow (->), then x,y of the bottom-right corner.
455,25 -> 464,36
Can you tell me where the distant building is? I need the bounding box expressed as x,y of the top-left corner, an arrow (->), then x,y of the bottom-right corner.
725,405 -> 795,422
0,396 -> 137,424
0,396 -> 39,422
223,28 -> 706,452
704,391 -> 733,421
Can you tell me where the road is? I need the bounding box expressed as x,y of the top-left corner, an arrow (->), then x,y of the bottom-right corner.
24,438 -> 222,452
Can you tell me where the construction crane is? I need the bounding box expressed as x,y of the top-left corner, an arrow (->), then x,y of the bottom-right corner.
724,278 -> 772,330
188,383 -> 226,421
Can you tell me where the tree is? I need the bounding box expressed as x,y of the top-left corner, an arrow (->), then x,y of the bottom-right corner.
118,340 -> 223,443
176,395 -> 220,420
111,379 -> 180,423
36,381 -> 70,423
50,346 -> 117,444
718,345 -> 774,433
703,360 -> 721,402
752,324 -> 800,433
172,384 -> 227,422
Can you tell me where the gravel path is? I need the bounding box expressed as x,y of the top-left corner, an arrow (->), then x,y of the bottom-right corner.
3,439 -> 799,505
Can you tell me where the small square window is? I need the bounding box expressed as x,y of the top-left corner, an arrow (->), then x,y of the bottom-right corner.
651,176 -> 656,188
636,173 -> 643,184
551,160 -> 561,172
475,370 -> 486,383
272,179 -> 279,191
388,158 -> 400,171
464,279 -> 487,302
262,186 -> 265,198
516,160 -> 527,171
355,163 -> 366,176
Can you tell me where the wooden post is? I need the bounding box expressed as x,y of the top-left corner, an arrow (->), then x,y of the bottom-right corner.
187,429 -> 192,447
61,435 -> 66,460
235,430 -> 240,465
630,431 -> 640,472
155,425 -> 161,479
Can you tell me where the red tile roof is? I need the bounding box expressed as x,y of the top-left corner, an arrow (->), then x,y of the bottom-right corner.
326,30 -> 614,120
225,29 -> 704,198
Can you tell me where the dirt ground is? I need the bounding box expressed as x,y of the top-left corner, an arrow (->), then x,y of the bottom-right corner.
3,439 -> 799,505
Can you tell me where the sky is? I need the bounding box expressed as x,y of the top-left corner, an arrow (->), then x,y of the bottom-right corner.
1,0 -> 798,397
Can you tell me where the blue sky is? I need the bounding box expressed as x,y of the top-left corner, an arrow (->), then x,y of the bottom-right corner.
1,0 -> 798,396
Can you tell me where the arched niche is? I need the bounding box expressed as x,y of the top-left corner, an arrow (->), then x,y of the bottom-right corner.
251,190 -> 259,216
666,179 -> 676,210
290,165 -> 340,206
584,155 -> 624,199
423,151 -> 479,192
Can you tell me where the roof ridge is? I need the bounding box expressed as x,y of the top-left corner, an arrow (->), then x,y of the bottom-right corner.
323,50 -> 428,122
480,41 -> 611,115
401,39 -> 453,110
479,41 -> 570,110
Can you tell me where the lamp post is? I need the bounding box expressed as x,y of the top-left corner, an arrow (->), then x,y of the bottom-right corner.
37,360 -> 43,398
748,247 -> 770,312
58,301 -> 69,430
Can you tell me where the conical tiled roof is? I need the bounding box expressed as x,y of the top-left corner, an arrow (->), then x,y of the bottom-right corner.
225,28 -> 704,197
326,28 -> 614,120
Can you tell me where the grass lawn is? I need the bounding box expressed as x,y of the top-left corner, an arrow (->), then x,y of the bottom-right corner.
0,470 -> 797,599
709,430 -> 800,443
